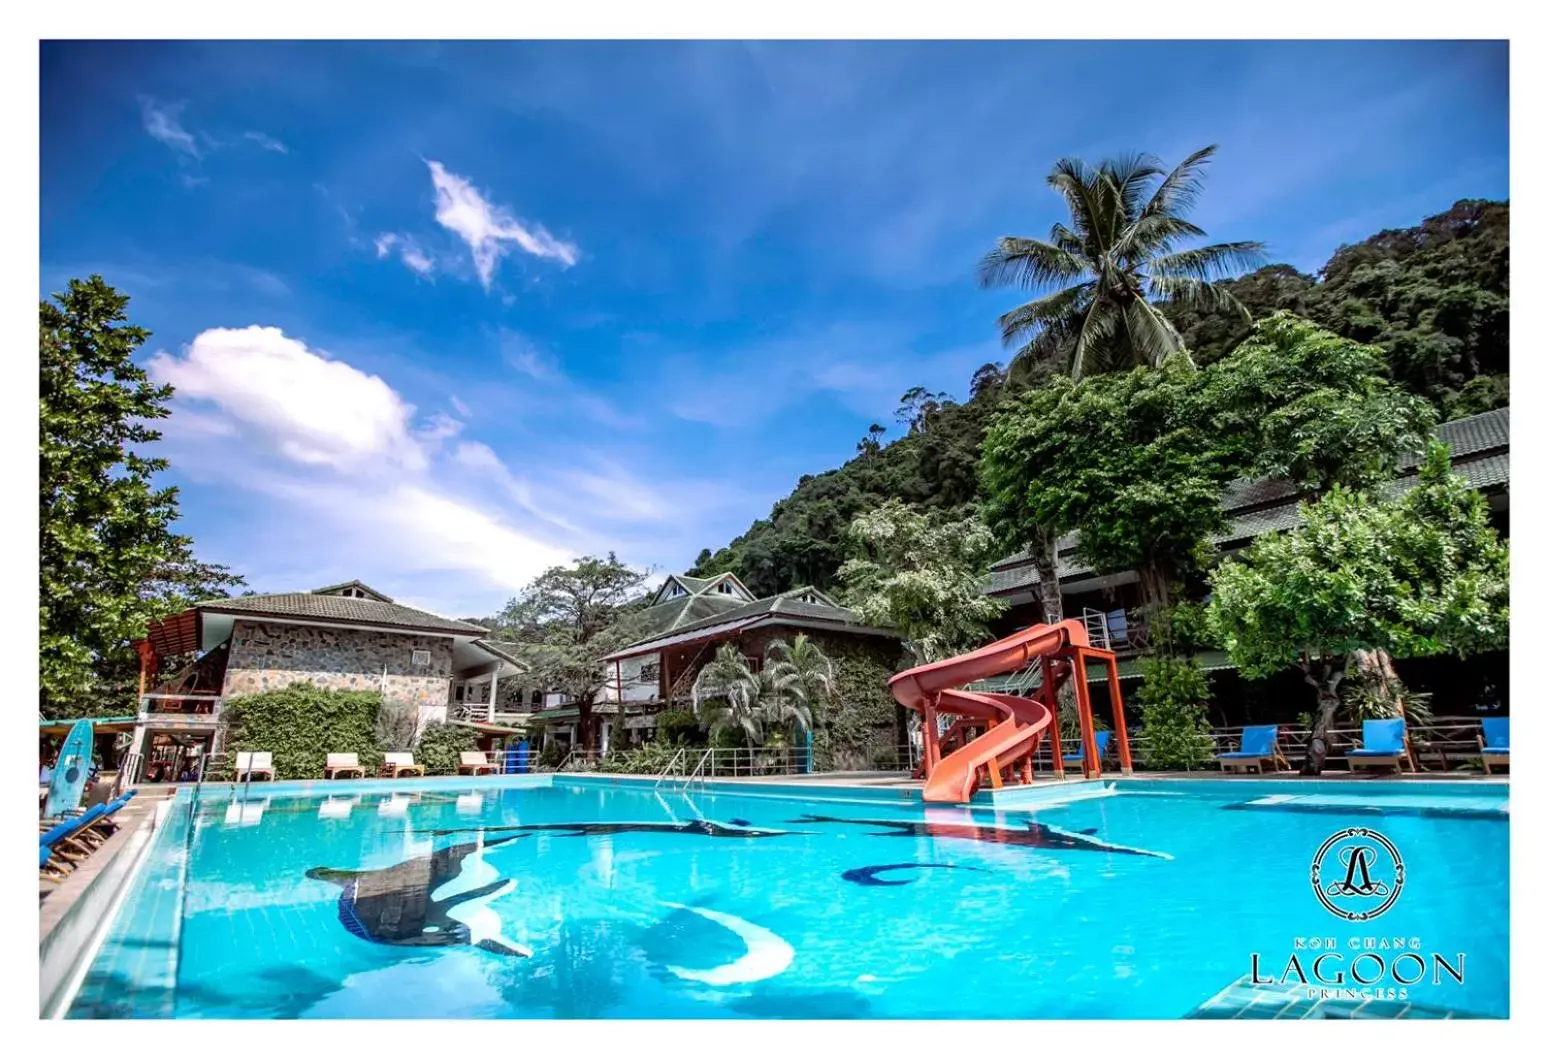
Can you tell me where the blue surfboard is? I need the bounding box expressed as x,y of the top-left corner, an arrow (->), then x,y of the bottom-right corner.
43,719 -> 94,819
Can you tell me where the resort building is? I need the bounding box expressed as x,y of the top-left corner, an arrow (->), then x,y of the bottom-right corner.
130,580 -> 541,774
983,406 -> 1510,713
533,572 -> 905,754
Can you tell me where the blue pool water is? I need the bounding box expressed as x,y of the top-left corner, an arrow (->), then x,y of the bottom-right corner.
68,777 -> 1508,1019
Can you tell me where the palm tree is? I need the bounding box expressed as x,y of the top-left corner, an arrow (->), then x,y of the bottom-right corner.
691,644 -> 771,745
763,634 -> 834,733
978,145 -> 1266,379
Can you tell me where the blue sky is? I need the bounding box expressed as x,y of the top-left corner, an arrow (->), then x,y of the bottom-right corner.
39,40 -> 1508,618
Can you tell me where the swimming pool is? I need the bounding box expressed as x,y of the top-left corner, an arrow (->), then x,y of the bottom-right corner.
66,776 -> 1508,1019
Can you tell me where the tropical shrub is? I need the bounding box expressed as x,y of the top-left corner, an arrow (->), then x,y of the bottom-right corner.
415,722 -> 477,775
654,708 -> 703,746
221,684 -> 384,779
817,644 -> 902,771
1132,657 -> 1216,770
596,741 -> 680,775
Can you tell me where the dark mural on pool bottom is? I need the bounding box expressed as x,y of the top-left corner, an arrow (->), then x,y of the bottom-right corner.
792,816 -> 1172,859
306,836 -> 532,957
415,819 -> 800,839
841,863 -> 990,886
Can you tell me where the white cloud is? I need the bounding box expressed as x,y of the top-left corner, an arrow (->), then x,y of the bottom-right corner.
417,412 -> 464,446
499,331 -> 558,380
243,130 -> 289,153
565,466 -> 668,522
147,326 -> 429,472
374,232 -> 434,277
139,96 -> 201,158
425,159 -> 579,289
149,324 -> 746,614
400,245 -> 434,276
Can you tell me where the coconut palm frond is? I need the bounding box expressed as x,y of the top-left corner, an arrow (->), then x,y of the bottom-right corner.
996,283 -> 1094,349
1138,143 -> 1218,222
1151,242 -> 1269,283
978,236 -> 1086,291
1151,275 -> 1252,322
983,145 -> 1251,380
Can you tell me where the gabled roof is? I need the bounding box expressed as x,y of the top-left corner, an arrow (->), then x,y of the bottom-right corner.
986,406 -> 1509,597
191,592 -> 489,637
604,585 -> 897,661
310,579 -> 395,602
632,591 -> 751,639
647,571 -> 753,606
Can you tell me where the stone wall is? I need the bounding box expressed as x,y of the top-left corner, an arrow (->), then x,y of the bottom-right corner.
220,620 -> 454,714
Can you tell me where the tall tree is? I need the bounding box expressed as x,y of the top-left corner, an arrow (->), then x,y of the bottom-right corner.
979,145 -> 1265,378
1203,312 -> 1437,495
1203,312 -> 1437,710
39,276 -> 242,716
497,554 -> 648,753
1208,443 -> 1509,774
981,361 -> 1236,619
837,500 -> 1005,663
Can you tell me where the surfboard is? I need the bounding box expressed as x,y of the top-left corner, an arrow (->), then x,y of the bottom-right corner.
43,719 -> 94,819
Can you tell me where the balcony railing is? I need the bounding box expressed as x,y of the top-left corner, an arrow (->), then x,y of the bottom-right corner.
139,694 -> 221,718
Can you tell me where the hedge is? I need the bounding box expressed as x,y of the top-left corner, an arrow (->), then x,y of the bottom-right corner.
220,684 -> 386,780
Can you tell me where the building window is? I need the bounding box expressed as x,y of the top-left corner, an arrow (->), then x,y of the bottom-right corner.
530,689 -> 542,708
640,662 -> 660,682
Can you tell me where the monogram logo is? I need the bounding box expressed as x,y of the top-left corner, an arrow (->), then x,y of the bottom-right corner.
1311,828 -> 1405,921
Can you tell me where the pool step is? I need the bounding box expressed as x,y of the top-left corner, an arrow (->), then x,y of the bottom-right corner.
974,780 -> 1116,810
1189,975 -> 1479,1019
1223,790 -> 1508,821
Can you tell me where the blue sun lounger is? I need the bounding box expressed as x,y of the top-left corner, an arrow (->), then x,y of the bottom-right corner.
40,790 -> 138,875
1346,718 -> 1413,773
1218,725 -> 1289,773
1063,730 -> 1112,770
1478,717 -> 1509,775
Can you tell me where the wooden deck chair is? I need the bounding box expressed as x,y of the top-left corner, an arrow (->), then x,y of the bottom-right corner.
379,752 -> 427,778
1478,717 -> 1509,775
323,752 -> 365,780
235,751 -> 275,782
1218,725 -> 1291,774
457,751 -> 495,776
1346,719 -> 1414,773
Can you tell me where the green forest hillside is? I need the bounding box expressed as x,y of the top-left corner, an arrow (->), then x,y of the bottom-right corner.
690,199 -> 1509,598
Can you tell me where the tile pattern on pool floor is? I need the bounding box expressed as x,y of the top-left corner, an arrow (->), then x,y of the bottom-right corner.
1190,975 -> 1479,1019
67,798 -> 193,1018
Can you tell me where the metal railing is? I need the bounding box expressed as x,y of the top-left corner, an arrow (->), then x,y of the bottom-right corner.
653,746 -> 689,788
112,751 -> 143,797
684,749 -> 711,789
1081,608 -> 1111,651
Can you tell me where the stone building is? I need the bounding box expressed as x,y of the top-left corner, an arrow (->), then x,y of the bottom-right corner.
129,580 -> 529,775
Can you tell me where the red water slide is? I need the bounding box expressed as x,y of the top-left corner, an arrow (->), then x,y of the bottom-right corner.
889,620 -> 1092,804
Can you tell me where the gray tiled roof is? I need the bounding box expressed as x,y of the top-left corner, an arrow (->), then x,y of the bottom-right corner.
633,592 -> 751,638
988,406 -> 1509,597
607,586 -> 897,658
199,592 -> 489,636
